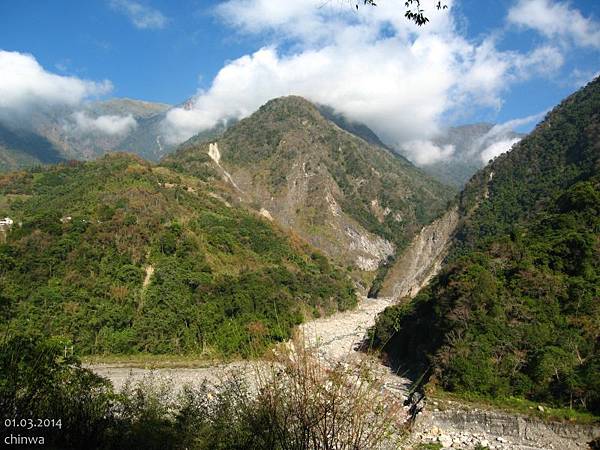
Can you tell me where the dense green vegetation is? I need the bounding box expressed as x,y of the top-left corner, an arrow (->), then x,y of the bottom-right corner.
370,77 -> 600,415
0,154 -> 355,357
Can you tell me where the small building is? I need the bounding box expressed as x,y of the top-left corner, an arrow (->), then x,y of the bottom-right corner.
0,217 -> 13,227
0,217 -> 13,234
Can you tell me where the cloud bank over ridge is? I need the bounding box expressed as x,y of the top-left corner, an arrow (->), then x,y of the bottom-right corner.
161,0 -> 591,150
69,111 -> 138,136
0,50 -> 141,138
0,50 -> 112,117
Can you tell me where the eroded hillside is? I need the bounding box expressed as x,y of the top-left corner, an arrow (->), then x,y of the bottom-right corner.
163,96 -> 454,288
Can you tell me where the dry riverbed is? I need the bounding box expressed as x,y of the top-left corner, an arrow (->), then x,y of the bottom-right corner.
87,210 -> 459,393
87,294 -> 410,394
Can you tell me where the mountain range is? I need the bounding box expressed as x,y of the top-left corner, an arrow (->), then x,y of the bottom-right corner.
0,97 -> 524,191
1,76 -> 598,417
0,98 -> 171,171
0,95 -> 452,355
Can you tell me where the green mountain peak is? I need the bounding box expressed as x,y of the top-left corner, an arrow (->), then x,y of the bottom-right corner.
164,96 -> 454,291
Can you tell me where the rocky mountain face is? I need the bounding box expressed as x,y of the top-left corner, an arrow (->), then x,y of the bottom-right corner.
163,96 -> 453,290
370,76 -> 600,415
0,98 -> 172,171
378,207 -> 459,299
411,399 -> 600,450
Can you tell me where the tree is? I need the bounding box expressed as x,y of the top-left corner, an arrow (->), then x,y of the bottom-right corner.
355,0 -> 448,26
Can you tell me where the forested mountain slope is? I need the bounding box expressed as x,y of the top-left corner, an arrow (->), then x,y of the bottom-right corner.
164,96 -> 453,286
370,77 -> 600,414
0,154 -> 355,356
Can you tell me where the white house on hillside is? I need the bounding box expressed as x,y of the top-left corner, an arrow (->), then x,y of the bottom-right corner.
0,217 -> 13,227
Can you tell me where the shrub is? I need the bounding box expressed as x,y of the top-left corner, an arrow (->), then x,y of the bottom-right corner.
1,334 -> 406,449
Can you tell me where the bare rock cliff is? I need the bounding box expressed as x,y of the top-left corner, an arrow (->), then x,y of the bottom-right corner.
379,207 -> 459,299
410,400 -> 600,449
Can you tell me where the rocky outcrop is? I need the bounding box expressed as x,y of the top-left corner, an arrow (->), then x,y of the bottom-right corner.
208,142 -> 243,192
379,207 -> 459,299
409,400 -> 600,449
345,226 -> 395,271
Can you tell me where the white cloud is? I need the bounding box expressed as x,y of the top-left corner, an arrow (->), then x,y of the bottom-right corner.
216,0 -> 316,36
512,45 -> 564,78
508,0 -> 600,48
402,141 -> 456,165
109,0 -> 168,30
473,111 -> 546,162
0,50 -> 112,114
71,111 -> 137,135
483,111 -> 547,139
402,110 -> 545,167
163,2 -> 562,145
163,41 -> 454,144
216,0 -> 456,44
480,137 -> 521,162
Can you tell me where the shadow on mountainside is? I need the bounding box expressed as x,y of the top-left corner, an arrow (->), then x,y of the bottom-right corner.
0,124 -> 65,164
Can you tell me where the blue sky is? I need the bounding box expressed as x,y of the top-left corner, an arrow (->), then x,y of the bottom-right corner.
0,0 -> 599,160
0,0 -> 244,103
